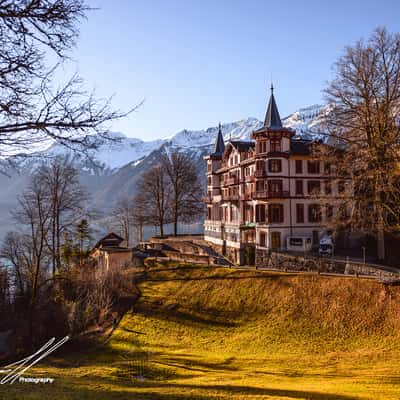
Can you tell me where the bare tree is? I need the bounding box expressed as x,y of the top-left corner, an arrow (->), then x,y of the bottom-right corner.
36,157 -> 89,274
136,165 -> 171,236
161,151 -> 203,236
324,27 -> 400,260
13,172 -> 53,337
111,197 -> 135,247
132,192 -> 148,243
1,231 -> 32,296
0,0 -> 133,162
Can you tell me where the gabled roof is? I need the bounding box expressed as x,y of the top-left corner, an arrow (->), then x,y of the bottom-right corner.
264,84 -> 282,129
222,140 -> 255,160
93,232 -> 124,249
229,140 -> 255,152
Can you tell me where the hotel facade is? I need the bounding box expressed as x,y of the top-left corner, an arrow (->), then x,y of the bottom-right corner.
203,87 -> 345,265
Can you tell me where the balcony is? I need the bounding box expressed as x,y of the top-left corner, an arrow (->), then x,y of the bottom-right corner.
245,175 -> 255,183
240,192 -> 252,201
202,195 -> 213,204
253,190 -> 290,199
222,193 -> 239,201
225,176 -> 239,186
240,175 -> 255,184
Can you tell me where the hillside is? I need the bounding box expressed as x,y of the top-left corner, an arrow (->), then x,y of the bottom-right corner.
4,262 -> 400,399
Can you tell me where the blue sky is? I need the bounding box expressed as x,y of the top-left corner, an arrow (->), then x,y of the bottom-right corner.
67,0 -> 400,140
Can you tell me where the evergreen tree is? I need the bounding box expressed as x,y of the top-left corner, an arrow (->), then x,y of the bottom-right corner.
75,219 -> 92,266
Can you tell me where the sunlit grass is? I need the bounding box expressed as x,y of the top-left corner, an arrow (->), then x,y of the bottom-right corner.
2,262 -> 400,399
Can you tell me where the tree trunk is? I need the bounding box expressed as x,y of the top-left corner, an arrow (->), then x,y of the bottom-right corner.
52,211 -> 56,275
376,191 -> 386,261
377,227 -> 385,261
139,223 -> 143,242
56,211 -> 61,272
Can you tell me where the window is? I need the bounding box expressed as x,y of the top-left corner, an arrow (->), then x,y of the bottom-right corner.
269,204 -> 284,223
270,138 -> 282,152
308,204 -> 322,223
258,141 -> 267,153
307,160 -> 320,174
338,180 -> 345,194
269,180 -> 282,194
256,180 -> 264,192
296,203 -> 304,223
207,207 -> 212,220
326,204 -> 333,220
256,160 -> 265,175
289,237 -> 303,246
268,159 -> 282,173
307,180 -> 321,194
295,180 -> 303,195
255,204 -> 266,223
271,232 -> 281,249
324,162 -> 331,175
259,232 -> 266,247
207,162 -> 212,172
295,160 -> 303,174
339,204 -> 349,221
324,180 -> 332,195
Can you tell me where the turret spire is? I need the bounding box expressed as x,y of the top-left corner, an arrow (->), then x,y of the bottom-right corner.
212,122 -> 225,156
264,84 -> 282,129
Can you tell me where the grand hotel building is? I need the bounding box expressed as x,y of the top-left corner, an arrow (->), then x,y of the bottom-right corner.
203,87 -> 344,265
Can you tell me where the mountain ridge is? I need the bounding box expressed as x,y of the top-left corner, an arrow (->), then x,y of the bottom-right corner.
15,103 -> 329,172
0,103 -> 331,239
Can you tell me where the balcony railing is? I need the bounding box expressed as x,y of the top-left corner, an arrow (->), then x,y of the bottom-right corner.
245,175 -> 255,183
253,190 -> 290,199
225,176 -> 239,185
202,195 -> 213,204
222,193 -> 239,201
254,170 -> 265,178
240,192 -> 252,201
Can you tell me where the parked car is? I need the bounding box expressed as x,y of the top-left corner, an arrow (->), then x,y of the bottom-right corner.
319,235 -> 334,256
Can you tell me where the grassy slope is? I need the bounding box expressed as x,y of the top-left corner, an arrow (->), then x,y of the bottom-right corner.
3,263 -> 400,400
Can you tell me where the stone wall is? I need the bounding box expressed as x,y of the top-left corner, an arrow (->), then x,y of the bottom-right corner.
256,250 -> 400,281
162,250 -> 212,265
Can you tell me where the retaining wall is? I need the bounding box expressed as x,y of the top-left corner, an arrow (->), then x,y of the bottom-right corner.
256,250 -> 400,280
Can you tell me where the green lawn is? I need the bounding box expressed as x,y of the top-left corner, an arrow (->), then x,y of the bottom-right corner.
2,263 -> 400,399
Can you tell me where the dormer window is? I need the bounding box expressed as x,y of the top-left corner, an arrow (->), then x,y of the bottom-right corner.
270,138 -> 281,152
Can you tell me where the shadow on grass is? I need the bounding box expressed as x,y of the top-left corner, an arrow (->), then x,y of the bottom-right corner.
2,371 -> 362,400
145,272 -> 286,283
133,300 -> 238,328
115,382 -> 362,400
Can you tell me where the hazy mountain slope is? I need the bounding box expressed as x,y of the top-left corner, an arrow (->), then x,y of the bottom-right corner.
0,104 -> 330,239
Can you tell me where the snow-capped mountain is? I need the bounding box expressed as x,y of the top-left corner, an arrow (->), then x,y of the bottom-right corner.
0,103 -> 331,239
26,104 -> 329,171
283,104 -> 331,140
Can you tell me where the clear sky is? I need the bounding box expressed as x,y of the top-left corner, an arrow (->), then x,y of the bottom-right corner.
68,0 -> 400,140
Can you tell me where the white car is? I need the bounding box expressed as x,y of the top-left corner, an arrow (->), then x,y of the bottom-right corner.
319,236 -> 334,256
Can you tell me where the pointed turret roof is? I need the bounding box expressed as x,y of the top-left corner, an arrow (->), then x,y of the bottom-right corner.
264,84 -> 282,129
212,122 -> 225,156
